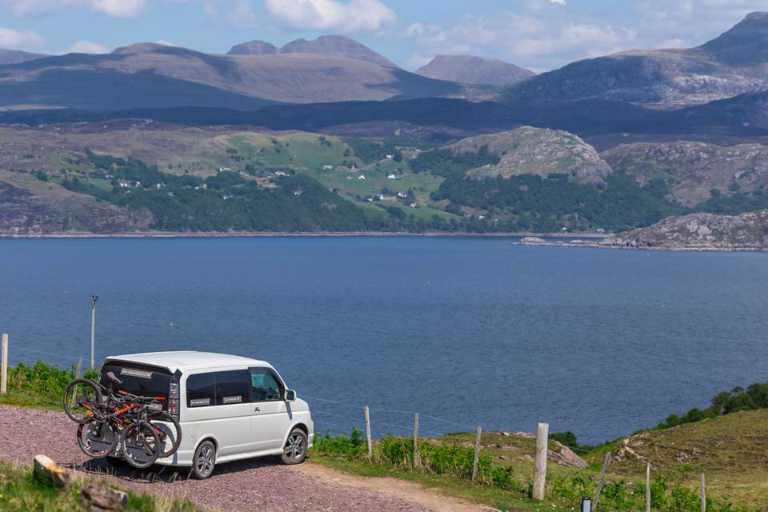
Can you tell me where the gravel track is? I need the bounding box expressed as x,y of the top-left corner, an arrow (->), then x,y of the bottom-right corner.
0,405 -> 429,511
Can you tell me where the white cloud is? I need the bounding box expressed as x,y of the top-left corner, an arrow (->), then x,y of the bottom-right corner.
634,0 -> 767,46
265,0 -> 397,32
0,27 -> 45,50
198,0 -> 260,28
403,0 -> 768,72
66,40 -> 109,53
404,12 -> 638,72
0,0 -> 146,17
91,0 -> 146,17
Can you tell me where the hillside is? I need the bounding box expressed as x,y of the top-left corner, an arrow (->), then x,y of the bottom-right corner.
450,127 -> 612,184
604,140 -> 768,206
505,12 -> 768,109
607,408 -> 768,506
0,43 -> 462,109
416,55 -> 534,87
606,210 -> 768,250
2,122 -> 768,236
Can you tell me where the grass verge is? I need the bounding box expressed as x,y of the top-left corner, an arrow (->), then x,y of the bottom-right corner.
310,430 -> 755,512
0,462 -> 198,512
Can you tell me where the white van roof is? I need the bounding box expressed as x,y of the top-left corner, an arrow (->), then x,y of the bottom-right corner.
105,351 -> 271,373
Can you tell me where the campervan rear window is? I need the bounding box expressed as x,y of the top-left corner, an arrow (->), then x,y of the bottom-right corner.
101,362 -> 172,408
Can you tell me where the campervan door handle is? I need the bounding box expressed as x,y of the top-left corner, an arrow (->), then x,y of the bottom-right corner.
254,406 -> 261,412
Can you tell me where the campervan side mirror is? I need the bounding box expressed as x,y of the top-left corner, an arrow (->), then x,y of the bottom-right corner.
285,389 -> 297,401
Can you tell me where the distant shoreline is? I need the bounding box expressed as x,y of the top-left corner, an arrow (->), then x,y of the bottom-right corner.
1,231 -> 764,252
0,230 -> 609,240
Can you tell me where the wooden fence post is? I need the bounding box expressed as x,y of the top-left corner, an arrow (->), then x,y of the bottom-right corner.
645,463 -> 651,512
75,358 -> 82,379
700,474 -> 706,512
471,425 -> 482,481
1,334 -> 8,395
413,413 -> 420,468
364,406 -> 373,459
532,422 -> 549,500
593,452 -> 612,511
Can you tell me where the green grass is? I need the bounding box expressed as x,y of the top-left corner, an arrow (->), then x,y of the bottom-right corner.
310,429 -> 756,512
0,462 -> 198,512
0,361 -> 95,411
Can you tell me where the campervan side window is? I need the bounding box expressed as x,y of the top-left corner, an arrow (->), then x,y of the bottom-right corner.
186,370 -> 251,408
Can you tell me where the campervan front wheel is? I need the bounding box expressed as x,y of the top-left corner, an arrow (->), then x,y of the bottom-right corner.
281,428 -> 308,465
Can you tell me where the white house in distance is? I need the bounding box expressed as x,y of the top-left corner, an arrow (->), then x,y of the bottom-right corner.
387,174 -> 397,180
358,175 -> 367,181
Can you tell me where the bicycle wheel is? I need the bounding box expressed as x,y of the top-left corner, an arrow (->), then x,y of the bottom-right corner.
77,420 -> 119,458
64,379 -> 103,424
149,411 -> 182,458
122,421 -> 161,469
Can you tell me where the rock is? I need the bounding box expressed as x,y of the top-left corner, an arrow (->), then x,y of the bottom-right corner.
33,454 -> 71,487
605,210 -> 768,250
520,236 -> 547,245
548,442 -> 589,469
80,483 -> 128,511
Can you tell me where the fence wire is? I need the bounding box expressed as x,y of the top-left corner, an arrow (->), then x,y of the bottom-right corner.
302,393 -> 485,439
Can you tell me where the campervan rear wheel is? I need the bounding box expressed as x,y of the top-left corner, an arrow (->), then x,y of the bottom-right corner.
281,428 -> 307,465
192,440 -> 216,479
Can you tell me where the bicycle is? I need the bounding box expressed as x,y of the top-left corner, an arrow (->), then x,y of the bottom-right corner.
65,372 -> 182,466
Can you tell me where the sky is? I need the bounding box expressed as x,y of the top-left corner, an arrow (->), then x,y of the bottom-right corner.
0,0 -> 765,71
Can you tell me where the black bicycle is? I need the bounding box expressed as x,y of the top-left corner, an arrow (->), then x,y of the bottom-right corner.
65,373 -> 182,466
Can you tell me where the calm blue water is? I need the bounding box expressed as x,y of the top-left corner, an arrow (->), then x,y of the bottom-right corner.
1,237 -> 767,444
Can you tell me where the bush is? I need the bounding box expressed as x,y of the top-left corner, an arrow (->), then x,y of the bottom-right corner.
313,428 -> 366,458
658,382 -> 768,429
2,361 -> 97,409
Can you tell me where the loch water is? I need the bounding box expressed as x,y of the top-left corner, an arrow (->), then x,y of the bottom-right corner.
2,237 -> 767,443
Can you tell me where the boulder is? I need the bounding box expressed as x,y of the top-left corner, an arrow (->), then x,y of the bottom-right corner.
33,454 -> 71,487
81,483 -> 128,511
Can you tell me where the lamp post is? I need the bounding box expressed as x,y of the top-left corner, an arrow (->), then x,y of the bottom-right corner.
89,295 -> 98,369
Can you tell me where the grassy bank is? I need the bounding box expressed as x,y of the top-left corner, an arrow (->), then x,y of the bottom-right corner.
0,463 -> 198,512
0,361 -> 96,410
310,430 -> 752,512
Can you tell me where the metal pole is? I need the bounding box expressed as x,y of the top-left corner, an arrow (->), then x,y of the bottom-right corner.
89,295 -> 98,369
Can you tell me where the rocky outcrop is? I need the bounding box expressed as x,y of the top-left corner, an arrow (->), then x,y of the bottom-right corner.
280,35 -> 396,67
0,179 -> 154,235
416,55 -> 534,87
452,126 -> 612,184
605,210 -> 768,250
603,140 -> 768,206
227,40 -> 278,56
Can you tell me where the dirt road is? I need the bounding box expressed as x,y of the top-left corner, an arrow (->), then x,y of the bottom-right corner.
0,405 -> 488,512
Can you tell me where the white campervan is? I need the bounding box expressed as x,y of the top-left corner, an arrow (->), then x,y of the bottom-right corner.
101,351 -> 314,479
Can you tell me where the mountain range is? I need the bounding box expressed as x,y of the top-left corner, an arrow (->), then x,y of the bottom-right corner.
0,13 -> 765,116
